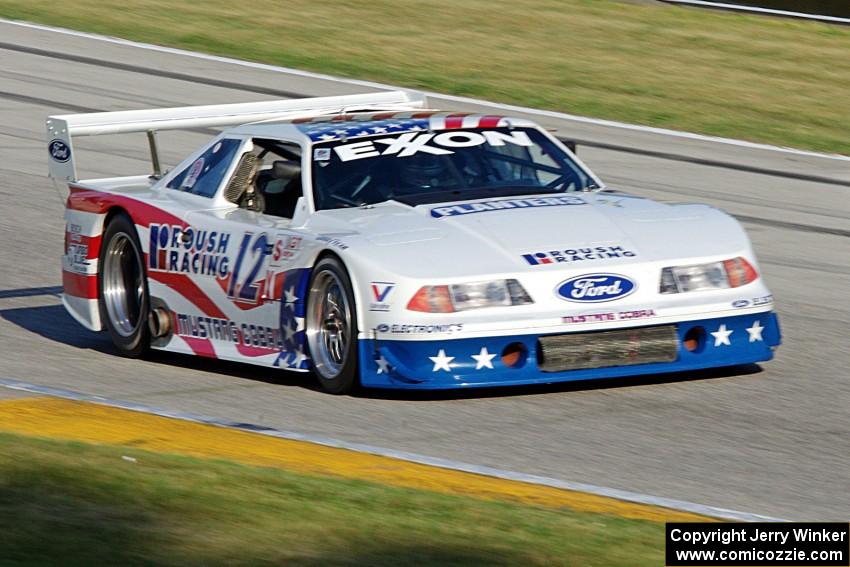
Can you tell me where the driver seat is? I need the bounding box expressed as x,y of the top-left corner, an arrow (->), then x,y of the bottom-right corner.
256,160 -> 302,218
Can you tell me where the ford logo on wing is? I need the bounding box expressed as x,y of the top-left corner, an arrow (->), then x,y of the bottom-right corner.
556,273 -> 636,303
48,139 -> 71,163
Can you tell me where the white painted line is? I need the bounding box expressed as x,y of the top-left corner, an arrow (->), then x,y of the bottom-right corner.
2,17 -> 849,163
0,378 -> 785,522
663,0 -> 850,25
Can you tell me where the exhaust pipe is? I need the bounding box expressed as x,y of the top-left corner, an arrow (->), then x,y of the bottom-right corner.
148,307 -> 171,338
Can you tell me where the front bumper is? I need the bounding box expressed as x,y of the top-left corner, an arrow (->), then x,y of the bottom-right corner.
358,311 -> 781,389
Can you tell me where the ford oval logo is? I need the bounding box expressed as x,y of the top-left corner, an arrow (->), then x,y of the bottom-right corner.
48,139 -> 71,163
556,273 -> 636,303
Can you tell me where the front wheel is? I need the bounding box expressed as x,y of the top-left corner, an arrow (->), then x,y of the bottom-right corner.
98,212 -> 150,357
305,257 -> 359,394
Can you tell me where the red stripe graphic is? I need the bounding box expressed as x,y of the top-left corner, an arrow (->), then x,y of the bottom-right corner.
154,278 -> 221,359
149,271 -> 227,319
477,115 -> 504,128
63,271 -> 98,299
67,188 -> 286,362
68,187 -> 185,229
82,234 -> 102,259
443,114 -> 471,130
152,272 -> 277,359
178,335 -> 217,358
66,232 -> 102,260
235,343 -> 278,357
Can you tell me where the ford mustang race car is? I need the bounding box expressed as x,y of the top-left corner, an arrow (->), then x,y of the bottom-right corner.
50,90 -> 780,393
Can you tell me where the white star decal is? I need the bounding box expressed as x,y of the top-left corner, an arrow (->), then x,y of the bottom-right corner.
429,349 -> 455,373
284,288 -> 298,304
283,316 -> 304,341
318,133 -> 336,141
746,320 -> 764,342
376,355 -> 391,374
371,126 -> 388,134
471,347 -> 496,370
291,348 -> 308,368
710,324 -> 733,347
332,128 -> 348,135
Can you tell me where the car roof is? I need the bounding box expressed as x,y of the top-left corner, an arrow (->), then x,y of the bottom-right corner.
225,111 -> 537,143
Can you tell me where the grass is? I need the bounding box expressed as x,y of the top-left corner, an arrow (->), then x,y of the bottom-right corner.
1,0 -> 850,154
0,431 -> 664,566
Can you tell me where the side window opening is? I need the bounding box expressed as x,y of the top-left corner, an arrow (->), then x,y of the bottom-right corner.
167,138 -> 243,197
250,139 -> 303,219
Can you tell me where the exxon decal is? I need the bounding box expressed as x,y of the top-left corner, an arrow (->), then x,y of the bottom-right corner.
556,274 -> 636,303
48,139 -> 71,163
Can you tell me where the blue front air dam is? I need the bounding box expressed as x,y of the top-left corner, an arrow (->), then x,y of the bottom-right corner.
357,312 -> 781,389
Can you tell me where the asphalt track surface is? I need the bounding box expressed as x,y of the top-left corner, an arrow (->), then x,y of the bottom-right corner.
1,20 -> 848,521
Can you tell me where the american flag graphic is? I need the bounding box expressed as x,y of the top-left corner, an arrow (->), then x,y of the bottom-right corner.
274,267 -> 312,370
296,114 -> 507,142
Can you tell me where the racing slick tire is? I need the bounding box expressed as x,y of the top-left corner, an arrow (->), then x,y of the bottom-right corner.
305,256 -> 359,394
98,212 -> 150,358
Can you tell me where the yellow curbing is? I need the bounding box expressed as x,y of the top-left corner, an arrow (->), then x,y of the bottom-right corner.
0,397 -> 712,523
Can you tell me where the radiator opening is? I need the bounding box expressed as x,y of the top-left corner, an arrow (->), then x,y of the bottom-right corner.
537,325 -> 678,372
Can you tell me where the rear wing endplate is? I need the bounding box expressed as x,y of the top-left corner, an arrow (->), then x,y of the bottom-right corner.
46,90 -> 427,182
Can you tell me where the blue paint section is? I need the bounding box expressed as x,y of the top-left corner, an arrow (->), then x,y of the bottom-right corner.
298,118 -> 431,142
274,268 -> 312,370
358,312 -> 781,389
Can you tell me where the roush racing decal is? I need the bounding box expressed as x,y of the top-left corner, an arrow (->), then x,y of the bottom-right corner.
149,224 -> 231,278
523,245 -> 636,266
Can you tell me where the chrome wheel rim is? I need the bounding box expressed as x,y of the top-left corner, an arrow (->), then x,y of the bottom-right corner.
102,232 -> 145,337
306,270 -> 352,379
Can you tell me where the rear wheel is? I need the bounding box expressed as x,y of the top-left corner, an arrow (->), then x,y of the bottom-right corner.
99,213 -> 150,357
305,257 -> 359,394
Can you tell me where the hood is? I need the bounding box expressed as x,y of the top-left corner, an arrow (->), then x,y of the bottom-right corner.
307,191 -> 749,279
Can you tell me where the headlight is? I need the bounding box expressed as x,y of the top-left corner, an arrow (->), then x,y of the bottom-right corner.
660,256 -> 758,294
407,279 -> 533,312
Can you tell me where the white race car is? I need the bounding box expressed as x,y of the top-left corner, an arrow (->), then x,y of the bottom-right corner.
51,90 -> 780,393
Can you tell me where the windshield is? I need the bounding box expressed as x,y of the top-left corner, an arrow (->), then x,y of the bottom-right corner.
311,127 -> 597,210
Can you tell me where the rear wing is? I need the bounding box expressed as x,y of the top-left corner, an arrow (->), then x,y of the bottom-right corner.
46,90 -> 427,182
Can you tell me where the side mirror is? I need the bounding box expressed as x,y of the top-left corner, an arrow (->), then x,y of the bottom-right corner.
549,130 -> 578,154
